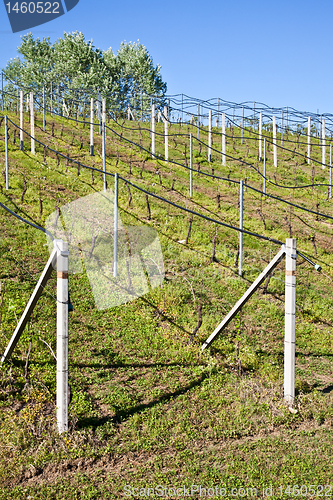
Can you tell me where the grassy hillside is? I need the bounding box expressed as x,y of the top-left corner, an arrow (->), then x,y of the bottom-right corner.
0,108 -> 333,499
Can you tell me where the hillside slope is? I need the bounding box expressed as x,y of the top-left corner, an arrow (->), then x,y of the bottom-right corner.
0,106 -> 333,498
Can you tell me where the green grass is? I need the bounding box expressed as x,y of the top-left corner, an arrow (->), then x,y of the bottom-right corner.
0,109 -> 332,498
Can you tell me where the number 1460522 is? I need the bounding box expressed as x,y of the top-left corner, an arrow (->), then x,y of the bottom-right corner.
5,2 -> 60,14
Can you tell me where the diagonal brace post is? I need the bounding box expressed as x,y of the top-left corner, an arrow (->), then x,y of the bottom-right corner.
1,248 -> 57,363
201,245 -> 286,350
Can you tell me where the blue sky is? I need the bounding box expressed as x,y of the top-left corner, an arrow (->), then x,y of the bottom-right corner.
1,0 -> 332,114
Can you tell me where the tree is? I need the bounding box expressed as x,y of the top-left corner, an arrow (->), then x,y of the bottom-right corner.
2,32 -> 167,112
105,41 -> 167,108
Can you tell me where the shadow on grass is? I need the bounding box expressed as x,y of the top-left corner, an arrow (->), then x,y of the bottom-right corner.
322,385 -> 333,394
77,366 -> 218,429
73,360 -> 196,370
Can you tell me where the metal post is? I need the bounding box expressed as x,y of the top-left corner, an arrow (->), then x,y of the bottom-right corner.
241,107 -> 244,145
322,118 -> 326,167
307,116 -> 311,164
197,103 -> 200,140
30,92 -> 35,155
259,112 -> 262,161
151,103 -> 155,158
239,180 -> 243,277
50,82 -> 53,117
56,239 -> 69,434
102,98 -> 106,125
190,133 -> 193,197
90,97 -> 94,156
181,93 -> 183,124
113,173 -> 118,277
273,115 -> 277,167
20,90 -> 23,150
97,92 -> 101,134
281,110 -> 284,146
208,109 -> 212,162
164,105 -> 168,161
103,121 -> 106,191
222,112 -> 226,166
329,143 -> 332,199
58,85 -> 61,116
5,115 -> 8,190
284,238 -> 296,404
140,92 -> 143,122
1,71 -> 3,112
43,84 -> 45,131
263,138 -> 266,194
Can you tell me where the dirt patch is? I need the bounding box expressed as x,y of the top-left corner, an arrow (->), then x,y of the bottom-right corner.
13,419 -> 330,489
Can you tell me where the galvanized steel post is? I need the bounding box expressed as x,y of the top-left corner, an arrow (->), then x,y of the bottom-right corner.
113,173 -> 118,277
238,180 -> 243,277
208,109 -> 212,162
5,115 -> 8,190
151,103 -> 155,158
307,116 -> 311,164
20,90 -> 23,150
30,92 -> 35,155
190,133 -> 193,197
90,97 -> 94,156
222,112 -> 226,166
164,105 -> 168,161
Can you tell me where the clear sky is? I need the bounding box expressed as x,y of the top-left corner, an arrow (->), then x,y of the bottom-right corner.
1,0 -> 332,114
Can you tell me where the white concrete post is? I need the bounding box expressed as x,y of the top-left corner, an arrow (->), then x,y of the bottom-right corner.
103,121 -> 106,191
102,98 -> 106,125
239,180 -> 243,277
241,107 -> 244,145
263,138 -> 266,194
90,97 -> 94,156
50,82 -> 53,117
97,94 -> 101,134
0,71 -> 3,112
208,109 -> 212,162
322,118 -> 326,167
328,143 -> 332,198
307,116 -> 311,164
56,239 -> 69,433
259,112 -> 262,161
5,115 -> 8,190
164,105 -> 168,161
181,93 -> 183,124
284,238 -> 296,404
190,133 -> 193,197
20,90 -> 24,151
42,85 -> 45,131
273,115 -> 277,167
113,173 -> 118,277
151,103 -> 155,158
127,105 -> 130,121
222,112 -> 226,166
30,92 -> 35,155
